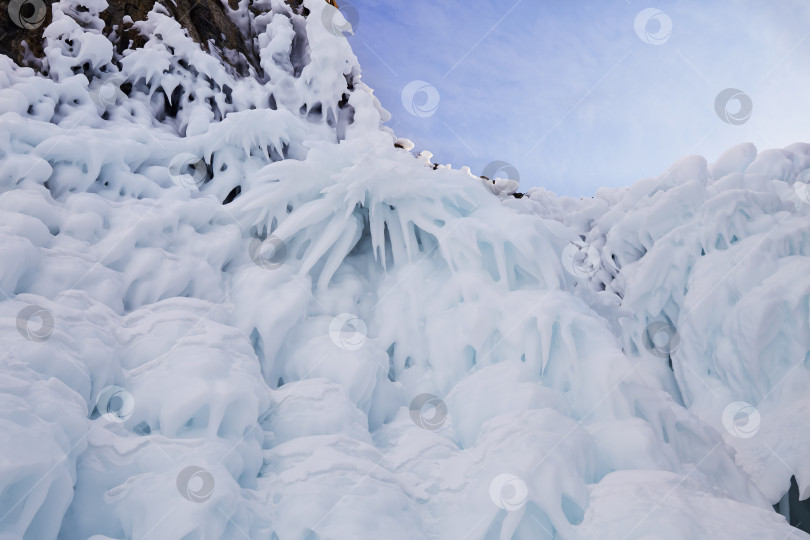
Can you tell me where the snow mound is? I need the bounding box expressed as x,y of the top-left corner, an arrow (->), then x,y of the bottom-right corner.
0,0 -> 808,538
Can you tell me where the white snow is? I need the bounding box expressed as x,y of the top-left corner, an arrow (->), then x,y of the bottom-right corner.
0,0 -> 809,538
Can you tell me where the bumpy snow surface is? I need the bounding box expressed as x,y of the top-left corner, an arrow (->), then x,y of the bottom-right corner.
1,0 -> 810,538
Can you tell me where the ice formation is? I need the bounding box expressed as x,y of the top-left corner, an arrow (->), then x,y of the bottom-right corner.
1,0 -> 809,538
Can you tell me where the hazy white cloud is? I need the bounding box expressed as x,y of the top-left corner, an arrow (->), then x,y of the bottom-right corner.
348,0 -> 810,196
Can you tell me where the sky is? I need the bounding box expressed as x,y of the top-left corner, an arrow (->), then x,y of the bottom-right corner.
337,0 -> 810,197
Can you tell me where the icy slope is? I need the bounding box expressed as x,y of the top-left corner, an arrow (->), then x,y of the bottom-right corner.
524,144 -> 810,506
0,0 -> 808,538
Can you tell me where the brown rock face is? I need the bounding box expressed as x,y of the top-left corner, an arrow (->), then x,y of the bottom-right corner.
0,0 -> 337,72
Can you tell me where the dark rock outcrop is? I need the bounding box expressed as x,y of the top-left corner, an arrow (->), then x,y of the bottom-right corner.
0,0 -> 337,72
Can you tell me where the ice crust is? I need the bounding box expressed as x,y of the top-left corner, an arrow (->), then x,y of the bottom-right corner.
0,0 -> 809,538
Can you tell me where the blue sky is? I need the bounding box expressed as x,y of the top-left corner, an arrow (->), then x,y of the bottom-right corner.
341,0 -> 810,196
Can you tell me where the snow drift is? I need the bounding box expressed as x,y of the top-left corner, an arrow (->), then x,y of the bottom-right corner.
0,0 -> 809,538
